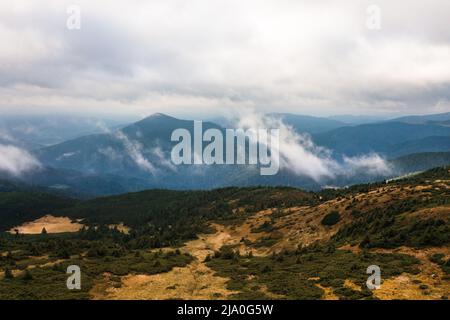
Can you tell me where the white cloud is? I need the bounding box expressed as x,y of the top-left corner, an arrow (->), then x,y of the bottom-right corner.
342,154 -> 393,176
0,144 -> 41,175
92,120 -> 158,174
152,146 -> 177,172
233,110 -> 392,181
0,129 -> 15,143
114,130 -> 157,175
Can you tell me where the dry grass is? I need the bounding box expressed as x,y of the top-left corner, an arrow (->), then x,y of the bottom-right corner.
9,215 -> 84,234
88,181 -> 449,300
101,261 -> 238,300
91,224 -> 242,300
336,245 -> 450,300
344,279 -> 362,292
372,246 -> 450,300
315,283 -> 339,300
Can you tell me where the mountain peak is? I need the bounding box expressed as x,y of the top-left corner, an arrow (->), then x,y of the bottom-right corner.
133,113 -> 180,125
123,113 -> 186,133
146,113 -> 175,120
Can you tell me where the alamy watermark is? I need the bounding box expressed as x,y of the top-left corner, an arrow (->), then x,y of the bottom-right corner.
66,265 -> 81,290
66,5 -> 81,30
366,4 -> 382,30
171,121 -> 280,175
366,265 -> 381,290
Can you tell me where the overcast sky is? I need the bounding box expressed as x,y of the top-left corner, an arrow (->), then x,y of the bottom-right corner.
1,0 -> 449,119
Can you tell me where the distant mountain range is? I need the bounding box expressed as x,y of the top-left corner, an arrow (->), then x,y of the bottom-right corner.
1,111 -> 449,196
389,112 -> 450,124
312,121 -> 450,157
269,113 -> 346,134
0,115 -> 130,149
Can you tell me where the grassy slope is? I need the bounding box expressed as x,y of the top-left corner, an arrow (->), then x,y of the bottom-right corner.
0,166 -> 448,300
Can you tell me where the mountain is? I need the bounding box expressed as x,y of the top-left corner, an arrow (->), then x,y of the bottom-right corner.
30,113 -> 390,193
387,136 -> 450,158
208,113 -> 348,134
390,112 -> 450,124
17,113 -> 448,194
389,152 -> 450,173
35,113 -> 184,176
312,121 -> 450,157
0,115 -> 130,149
269,113 -> 347,134
34,114 -> 236,190
0,167 -> 156,198
327,115 -> 386,125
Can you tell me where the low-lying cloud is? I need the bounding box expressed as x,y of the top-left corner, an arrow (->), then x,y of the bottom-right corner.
0,129 -> 15,143
341,154 -> 392,176
114,130 -> 157,174
92,121 -> 158,175
0,144 -> 41,175
233,111 -> 392,181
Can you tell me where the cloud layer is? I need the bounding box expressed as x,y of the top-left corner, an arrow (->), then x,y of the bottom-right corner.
0,0 -> 449,118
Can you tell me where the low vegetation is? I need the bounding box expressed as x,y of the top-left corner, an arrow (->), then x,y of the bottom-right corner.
0,166 -> 449,299
0,231 -> 192,299
207,246 -> 420,300
321,212 -> 341,226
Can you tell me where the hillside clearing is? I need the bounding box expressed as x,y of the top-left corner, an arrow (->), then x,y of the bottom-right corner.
9,215 -> 84,234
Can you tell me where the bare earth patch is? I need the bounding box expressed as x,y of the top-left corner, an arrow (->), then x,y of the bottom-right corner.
91,224 -> 240,300
344,279 -> 362,292
9,215 -> 84,234
315,283 -> 339,300
103,261 -> 238,300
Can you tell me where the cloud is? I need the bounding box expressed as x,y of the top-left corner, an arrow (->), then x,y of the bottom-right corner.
0,0 -> 449,118
342,154 -> 393,176
0,129 -> 15,143
152,146 -> 177,172
113,130 -> 157,175
233,110 -> 392,181
0,144 -> 41,175
92,120 -> 158,174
